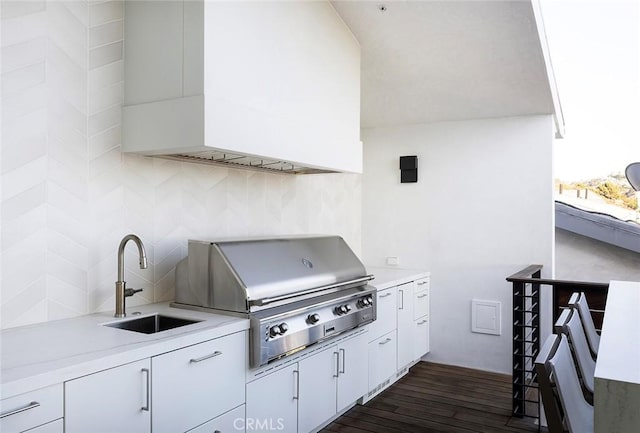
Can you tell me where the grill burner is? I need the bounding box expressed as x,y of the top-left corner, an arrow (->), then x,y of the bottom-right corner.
173,236 -> 376,367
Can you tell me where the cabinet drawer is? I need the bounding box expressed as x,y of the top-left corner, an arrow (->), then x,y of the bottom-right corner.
368,330 -> 397,391
415,277 -> 430,290
187,405 -> 245,433
414,289 -> 429,320
368,287 -> 397,341
152,331 -> 246,433
24,419 -> 63,433
414,317 -> 430,359
0,384 -> 62,433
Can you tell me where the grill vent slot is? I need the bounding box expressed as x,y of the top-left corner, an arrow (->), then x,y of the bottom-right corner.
154,151 -> 335,175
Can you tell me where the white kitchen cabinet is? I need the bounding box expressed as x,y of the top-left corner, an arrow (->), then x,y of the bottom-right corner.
414,279 -> 431,360
186,405 -> 245,433
298,347 -> 338,433
365,271 -> 431,401
298,330 -> 369,432
246,363 -> 298,433
368,330 -> 397,394
0,384 -> 62,433
336,330 -> 369,412
396,282 -> 415,370
414,279 -> 430,319
246,330 -> 368,433
368,287 -> 397,341
152,331 -> 246,433
123,0 -> 361,173
414,317 -> 430,360
65,359 -> 151,433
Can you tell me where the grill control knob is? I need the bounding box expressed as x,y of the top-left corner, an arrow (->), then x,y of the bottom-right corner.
307,313 -> 320,324
345,305 -> 352,313
269,326 -> 282,338
278,323 -> 289,334
358,297 -> 369,308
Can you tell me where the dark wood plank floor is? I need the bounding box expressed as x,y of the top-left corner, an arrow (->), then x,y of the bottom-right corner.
321,361 -> 543,433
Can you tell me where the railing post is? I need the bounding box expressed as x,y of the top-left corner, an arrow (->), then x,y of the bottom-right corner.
512,280 -> 526,417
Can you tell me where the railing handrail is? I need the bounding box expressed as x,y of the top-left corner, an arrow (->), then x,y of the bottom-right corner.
506,264 -> 543,280
506,266 -> 609,290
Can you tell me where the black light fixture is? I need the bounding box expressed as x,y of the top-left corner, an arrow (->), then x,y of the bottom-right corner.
626,162 -> 640,191
399,156 -> 418,183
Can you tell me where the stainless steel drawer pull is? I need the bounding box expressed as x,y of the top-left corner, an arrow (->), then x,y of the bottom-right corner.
379,292 -> 392,298
339,348 -> 346,374
417,281 -> 427,286
417,294 -> 428,299
293,370 -> 300,400
0,401 -> 40,418
141,368 -> 150,411
379,338 -> 392,345
418,320 -> 428,325
333,352 -> 340,377
190,351 -> 222,363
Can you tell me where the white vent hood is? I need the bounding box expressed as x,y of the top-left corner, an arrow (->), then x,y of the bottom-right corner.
122,0 -> 362,174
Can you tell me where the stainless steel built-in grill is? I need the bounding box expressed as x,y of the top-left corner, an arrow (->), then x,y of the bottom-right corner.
173,236 -> 376,368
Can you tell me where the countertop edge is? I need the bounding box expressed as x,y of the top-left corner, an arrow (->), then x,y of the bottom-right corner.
1,304 -> 249,400
366,266 -> 431,290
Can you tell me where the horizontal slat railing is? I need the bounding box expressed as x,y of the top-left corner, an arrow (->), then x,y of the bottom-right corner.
506,265 -> 609,428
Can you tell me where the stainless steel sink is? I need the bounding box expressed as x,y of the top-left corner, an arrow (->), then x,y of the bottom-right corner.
104,314 -> 202,334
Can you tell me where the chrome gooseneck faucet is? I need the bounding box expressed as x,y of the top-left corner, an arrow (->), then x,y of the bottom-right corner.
115,234 -> 148,318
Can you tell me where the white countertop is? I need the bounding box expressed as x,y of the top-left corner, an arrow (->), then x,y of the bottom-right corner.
594,280 -> 640,433
595,280 -> 640,384
0,303 -> 248,399
366,266 -> 430,290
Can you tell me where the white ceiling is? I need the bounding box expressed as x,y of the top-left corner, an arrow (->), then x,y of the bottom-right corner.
332,0 -> 557,129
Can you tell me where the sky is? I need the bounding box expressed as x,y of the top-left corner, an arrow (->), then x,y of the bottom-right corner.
541,0 -> 640,181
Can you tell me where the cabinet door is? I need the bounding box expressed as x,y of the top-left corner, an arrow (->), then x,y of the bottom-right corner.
298,346 -> 338,433
337,331 -> 368,412
368,287 -> 397,341
152,331 -> 246,433
246,364 -> 298,433
368,330 -> 397,391
65,359 -> 151,433
397,282 -> 415,369
414,317 -> 430,359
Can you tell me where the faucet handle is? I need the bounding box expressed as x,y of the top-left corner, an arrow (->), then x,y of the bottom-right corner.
124,288 -> 143,297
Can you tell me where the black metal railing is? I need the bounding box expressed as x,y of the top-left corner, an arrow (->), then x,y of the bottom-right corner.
506,265 -> 609,426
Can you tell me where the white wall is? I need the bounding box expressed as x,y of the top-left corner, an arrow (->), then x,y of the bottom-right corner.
362,115 -> 555,373
556,228 -> 640,282
0,1 -> 362,330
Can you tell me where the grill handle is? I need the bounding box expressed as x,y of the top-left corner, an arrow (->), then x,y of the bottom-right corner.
251,275 -> 374,307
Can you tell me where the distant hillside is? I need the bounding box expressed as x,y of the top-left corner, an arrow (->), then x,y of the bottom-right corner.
557,174 -> 638,211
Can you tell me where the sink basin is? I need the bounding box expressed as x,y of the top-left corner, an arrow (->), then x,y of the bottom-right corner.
104,314 -> 202,334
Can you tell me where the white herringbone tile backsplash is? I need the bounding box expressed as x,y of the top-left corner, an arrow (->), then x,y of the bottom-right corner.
0,1 -> 362,329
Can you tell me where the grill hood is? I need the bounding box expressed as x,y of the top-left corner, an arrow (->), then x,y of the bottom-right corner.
175,236 -> 368,313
